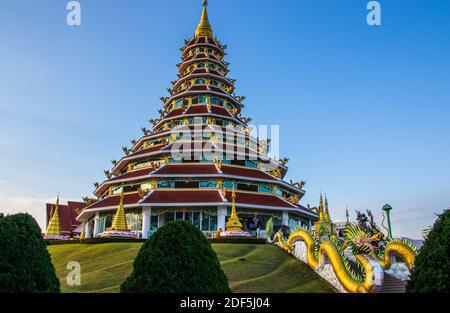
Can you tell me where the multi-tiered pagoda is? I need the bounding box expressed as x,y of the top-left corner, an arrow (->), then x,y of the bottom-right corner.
75,1 -> 318,239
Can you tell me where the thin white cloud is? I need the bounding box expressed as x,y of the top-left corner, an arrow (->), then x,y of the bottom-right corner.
0,196 -> 61,231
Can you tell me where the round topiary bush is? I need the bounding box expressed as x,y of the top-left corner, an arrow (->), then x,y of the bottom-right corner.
121,221 -> 230,293
0,213 -> 60,293
407,209 -> 449,293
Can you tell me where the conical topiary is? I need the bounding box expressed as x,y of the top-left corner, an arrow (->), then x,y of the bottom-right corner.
121,221 -> 230,293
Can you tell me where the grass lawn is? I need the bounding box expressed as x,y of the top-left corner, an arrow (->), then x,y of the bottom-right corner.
48,243 -> 335,293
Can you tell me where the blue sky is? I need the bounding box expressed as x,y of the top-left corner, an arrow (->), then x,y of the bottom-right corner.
0,0 -> 449,239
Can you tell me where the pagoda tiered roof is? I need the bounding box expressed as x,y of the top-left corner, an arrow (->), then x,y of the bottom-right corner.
76,1 -> 318,224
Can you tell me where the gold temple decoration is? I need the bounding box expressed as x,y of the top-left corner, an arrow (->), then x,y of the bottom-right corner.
109,188 -> 130,232
80,222 -> 86,240
324,195 -> 331,223
288,194 -> 300,205
45,195 -> 62,236
225,188 -> 244,232
195,0 -> 213,38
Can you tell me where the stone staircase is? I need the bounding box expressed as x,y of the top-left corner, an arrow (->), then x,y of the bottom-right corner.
379,274 -> 407,293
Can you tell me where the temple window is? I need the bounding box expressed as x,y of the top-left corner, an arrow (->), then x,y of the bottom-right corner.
126,210 -> 143,232
192,95 -> 207,104
150,213 -> 159,231
158,181 -> 175,188
201,212 -> 218,232
175,181 -> 200,189
198,62 -> 205,68
209,80 -> 219,86
200,181 -> 217,189
222,180 -> 235,189
245,160 -> 258,168
258,185 -> 272,193
237,183 -> 258,192
210,96 -> 224,106
208,63 -> 216,70
195,78 -> 206,85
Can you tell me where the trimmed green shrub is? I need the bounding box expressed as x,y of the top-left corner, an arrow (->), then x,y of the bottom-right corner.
121,221 -> 230,293
407,210 -> 449,293
0,213 -> 60,293
209,237 -> 266,244
45,238 -> 147,246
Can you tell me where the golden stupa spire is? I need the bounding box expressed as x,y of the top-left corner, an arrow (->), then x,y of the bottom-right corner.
324,194 -> 331,222
45,195 -> 62,236
226,187 -> 243,232
318,193 -> 324,221
195,0 -> 213,38
110,187 -> 130,231
345,205 -> 350,224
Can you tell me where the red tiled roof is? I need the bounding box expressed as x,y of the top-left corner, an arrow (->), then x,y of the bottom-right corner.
221,165 -> 275,180
225,192 -> 296,209
192,68 -> 207,74
46,201 -> 87,234
190,85 -> 208,91
185,105 -> 209,115
166,108 -> 185,118
132,144 -> 168,157
209,69 -> 221,76
141,190 -> 223,204
210,106 -> 232,117
109,167 -> 155,182
86,193 -> 142,210
153,164 -> 219,175
209,86 -> 227,94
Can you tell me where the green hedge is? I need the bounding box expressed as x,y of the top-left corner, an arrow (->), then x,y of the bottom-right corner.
45,238 -> 147,245
208,237 -> 267,244
46,237 -> 266,245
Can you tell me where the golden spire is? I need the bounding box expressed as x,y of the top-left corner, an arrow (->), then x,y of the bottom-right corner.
195,0 -> 213,38
226,187 -> 243,232
324,195 -> 331,222
318,193 -> 324,221
45,195 -> 62,236
110,188 -> 130,232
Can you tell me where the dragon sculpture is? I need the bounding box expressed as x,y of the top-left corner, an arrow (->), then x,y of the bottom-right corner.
267,208 -> 418,293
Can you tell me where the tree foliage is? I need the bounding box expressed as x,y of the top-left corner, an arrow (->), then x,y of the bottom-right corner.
407,210 -> 449,293
0,213 -> 60,293
121,221 -> 230,293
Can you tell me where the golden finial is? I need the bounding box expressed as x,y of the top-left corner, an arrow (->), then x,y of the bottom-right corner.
324,194 -> 331,222
319,193 -> 324,221
226,187 -> 243,232
45,195 -> 62,237
110,187 -> 130,232
195,0 -> 213,38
